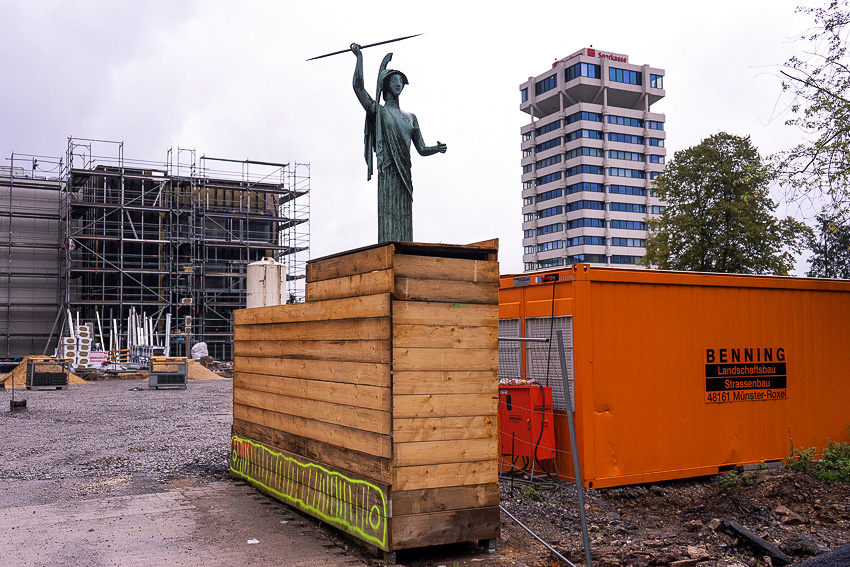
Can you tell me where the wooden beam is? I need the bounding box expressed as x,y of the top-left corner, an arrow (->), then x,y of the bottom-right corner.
235,339 -> 391,363
393,415 -> 496,443
393,254 -> 499,283
390,507 -> 500,550
393,324 -> 497,349
392,301 -> 498,327
307,245 -> 393,283
235,372 -> 391,412
234,356 -> 390,388
393,438 -> 497,467
306,269 -> 394,301
393,460 -> 498,491
392,371 -> 497,395
393,277 -> 498,304
390,483 -> 499,516
233,293 -> 390,325
234,317 -> 390,342
392,348 -> 497,372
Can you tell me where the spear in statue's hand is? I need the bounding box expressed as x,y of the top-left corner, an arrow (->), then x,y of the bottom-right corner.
306,34 -> 423,61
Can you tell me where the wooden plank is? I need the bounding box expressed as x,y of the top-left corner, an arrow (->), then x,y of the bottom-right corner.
393,324 -> 496,349
234,317 -> 390,342
234,357 -> 390,388
393,371 -> 496,395
234,388 -> 390,435
390,483 -> 499,516
393,277 -> 497,304
393,416 -> 496,443
234,403 -> 391,459
392,254 -> 499,283
393,393 -> 498,419
393,460 -> 498,491
233,419 -> 391,484
392,301 -> 498,327
235,372 -> 390,412
393,348 -> 497,372
306,269 -> 394,302
235,339 -> 391,363
230,435 -> 390,550
390,507 -> 500,550
393,438 -> 497,467
307,245 -> 393,283
233,293 -> 390,326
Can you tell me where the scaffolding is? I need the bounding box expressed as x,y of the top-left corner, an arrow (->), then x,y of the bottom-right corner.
1,137 -> 309,361
0,154 -> 64,359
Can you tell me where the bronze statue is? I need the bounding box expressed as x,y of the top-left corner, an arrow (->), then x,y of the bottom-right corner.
351,43 -> 446,243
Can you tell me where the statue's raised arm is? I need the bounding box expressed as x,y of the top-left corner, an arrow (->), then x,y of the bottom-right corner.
350,43 -> 446,243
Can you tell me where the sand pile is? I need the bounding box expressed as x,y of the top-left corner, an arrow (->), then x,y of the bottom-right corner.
187,360 -> 227,381
0,356 -> 88,388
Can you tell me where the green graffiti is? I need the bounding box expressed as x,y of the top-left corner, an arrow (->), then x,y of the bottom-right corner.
229,435 -> 387,548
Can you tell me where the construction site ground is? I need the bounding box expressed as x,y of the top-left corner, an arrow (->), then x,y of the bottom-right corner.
1,377 -> 847,567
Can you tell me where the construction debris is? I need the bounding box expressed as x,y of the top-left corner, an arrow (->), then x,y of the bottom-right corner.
0,356 -> 88,389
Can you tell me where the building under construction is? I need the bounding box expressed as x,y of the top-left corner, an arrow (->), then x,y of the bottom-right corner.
1,137 -> 309,361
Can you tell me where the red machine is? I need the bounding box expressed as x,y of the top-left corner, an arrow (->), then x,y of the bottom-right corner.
498,384 -> 556,460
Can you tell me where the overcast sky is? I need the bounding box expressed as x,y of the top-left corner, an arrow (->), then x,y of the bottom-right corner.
0,0 -> 818,274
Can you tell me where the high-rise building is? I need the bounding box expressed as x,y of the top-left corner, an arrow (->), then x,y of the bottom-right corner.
519,47 -> 666,271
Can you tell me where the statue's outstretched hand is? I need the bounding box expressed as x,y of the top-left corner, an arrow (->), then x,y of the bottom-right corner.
350,43 -> 362,56
435,141 -> 447,154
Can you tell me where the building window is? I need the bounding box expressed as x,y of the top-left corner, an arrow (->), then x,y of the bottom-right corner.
524,245 -> 536,254
565,62 -> 601,82
537,171 -> 563,186
523,148 -> 533,158
522,132 -> 532,142
609,67 -> 642,85
567,254 -> 606,264
565,129 -> 603,142
524,212 -> 535,222
537,222 -> 563,235
565,147 -> 603,160
565,110 -> 602,125
609,220 -> 647,230
608,185 -> 647,196
523,164 -> 533,174
609,202 -> 647,213
611,237 -> 646,247
524,228 -> 536,238
538,257 -> 564,268
535,120 -> 562,137
535,74 -> 557,96
649,171 -> 662,180
537,239 -> 564,252
647,121 -> 664,131
535,137 -> 562,153
566,164 -> 604,177
607,115 -> 644,128
608,167 -> 646,179
523,180 -> 534,190
567,235 -> 606,247
538,205 -> 563,218
567,218 -> 606,229
536,188 -> 563,203
523,196 -> 534,206
651,205 -> 666,214
610,255 -> 641,265
536,154 -> 562,169
524,262 -> 536,271
567,200 -> 605,211
608,150 -> 645,162
650,74 -> 663,89
648,155 -> 664,164
566,182 -> 604,194
608,133 -> 645,145
647,138 -> 664,147
521,87 -> 529,102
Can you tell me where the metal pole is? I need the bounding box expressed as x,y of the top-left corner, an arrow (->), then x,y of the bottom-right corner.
557,329 -> 593,567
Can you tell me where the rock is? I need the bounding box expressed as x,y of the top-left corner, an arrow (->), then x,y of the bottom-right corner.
670,560 -> 698,567
709,518 -> 723,532
650,485 -> 665,495
722,519 -> 792,566
685,519 -> 703,532
646,515 -> 662,523
607,512 -> 622,521
686,545 -> 710,560
775,504 -> 792,516
782,531 -> 820,556
782,511 -> 806,526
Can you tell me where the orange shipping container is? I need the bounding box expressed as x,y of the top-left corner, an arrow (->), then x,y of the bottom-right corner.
499,264 -> 850,488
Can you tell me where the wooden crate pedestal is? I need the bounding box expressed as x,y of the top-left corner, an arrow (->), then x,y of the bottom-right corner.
231,241 -> 500,554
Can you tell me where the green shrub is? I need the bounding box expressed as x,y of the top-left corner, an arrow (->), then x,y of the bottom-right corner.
786,447 -> 815,472
720,471 -> 739,488
815,439 -> 850,482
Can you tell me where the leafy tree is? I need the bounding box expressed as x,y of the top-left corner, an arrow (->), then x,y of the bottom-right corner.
808,211 -> 850,277
640,133 -> 811,275
778,0 -> 850,212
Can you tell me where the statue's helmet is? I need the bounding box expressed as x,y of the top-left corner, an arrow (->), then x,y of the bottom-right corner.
381,69 -> 409,96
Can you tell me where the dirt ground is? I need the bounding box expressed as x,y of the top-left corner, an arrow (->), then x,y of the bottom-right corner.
387,468 -> 849,567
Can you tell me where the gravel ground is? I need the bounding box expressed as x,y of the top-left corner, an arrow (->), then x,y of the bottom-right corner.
0,379 -> 232,504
